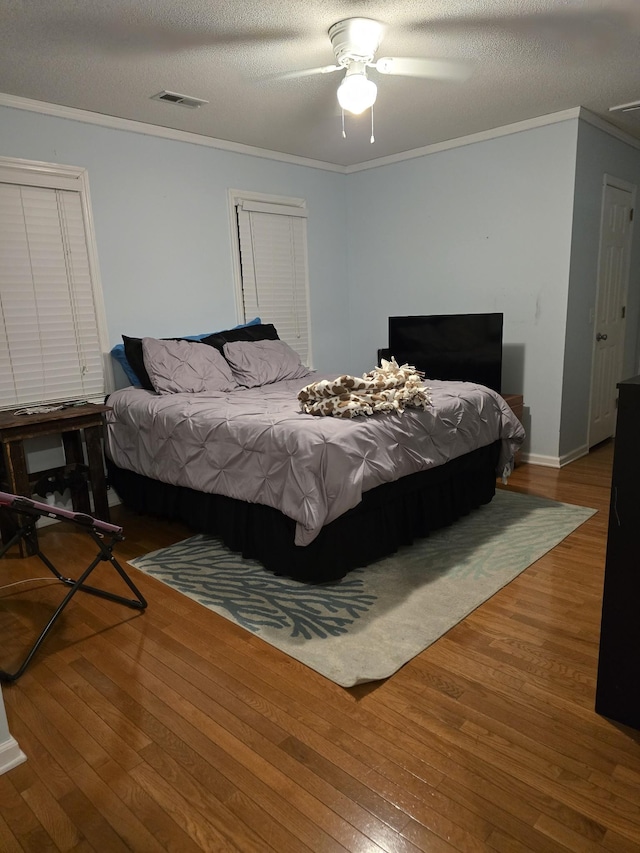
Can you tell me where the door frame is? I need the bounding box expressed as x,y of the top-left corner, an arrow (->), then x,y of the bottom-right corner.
587,173 -> 636,448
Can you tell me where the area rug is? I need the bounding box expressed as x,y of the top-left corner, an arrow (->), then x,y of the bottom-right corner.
130,490 -> 596,687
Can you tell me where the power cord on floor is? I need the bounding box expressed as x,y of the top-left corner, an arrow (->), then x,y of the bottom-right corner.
0,578 -> 62,592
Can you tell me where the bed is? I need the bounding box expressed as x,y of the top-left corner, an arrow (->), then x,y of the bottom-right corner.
104,328 -> 525,582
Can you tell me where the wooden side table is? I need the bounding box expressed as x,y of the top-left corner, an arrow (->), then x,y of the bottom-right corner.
0,403 -> 111,554
502,393 -> 524,466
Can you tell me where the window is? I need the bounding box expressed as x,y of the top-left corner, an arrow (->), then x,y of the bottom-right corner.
0,157 -> 110,410
230,191 -> 312,366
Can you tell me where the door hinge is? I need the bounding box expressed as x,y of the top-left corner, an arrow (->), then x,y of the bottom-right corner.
622,305 -> 626,319
631,208 -> 634,222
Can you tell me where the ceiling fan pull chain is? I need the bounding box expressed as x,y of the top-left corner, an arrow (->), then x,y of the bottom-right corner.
342,109 -> 346,138
370,105 -> 375,144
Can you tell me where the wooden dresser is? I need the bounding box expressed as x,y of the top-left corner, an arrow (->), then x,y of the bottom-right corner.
595,376 -> 640,730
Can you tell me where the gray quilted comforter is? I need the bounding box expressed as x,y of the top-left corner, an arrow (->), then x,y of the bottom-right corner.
104,377 -> 525,546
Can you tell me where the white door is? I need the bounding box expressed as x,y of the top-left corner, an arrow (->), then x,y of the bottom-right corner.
588,179 -> 634,447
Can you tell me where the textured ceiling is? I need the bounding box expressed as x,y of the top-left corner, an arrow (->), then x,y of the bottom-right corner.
2,0 -> 640,167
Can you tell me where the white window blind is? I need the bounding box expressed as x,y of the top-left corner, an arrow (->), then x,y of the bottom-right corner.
0,182 -> 106,409
236,199 -> 312,366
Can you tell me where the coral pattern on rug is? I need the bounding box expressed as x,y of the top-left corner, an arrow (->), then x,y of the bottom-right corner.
135,539 -> 375,639
131,490 -> 596,687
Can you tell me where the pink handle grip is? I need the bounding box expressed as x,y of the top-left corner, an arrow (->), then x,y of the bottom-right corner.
0,491 -> 122,536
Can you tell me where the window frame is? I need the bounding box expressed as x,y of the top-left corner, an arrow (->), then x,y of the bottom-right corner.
0,155 -> 113,409
228,188 -> 313,366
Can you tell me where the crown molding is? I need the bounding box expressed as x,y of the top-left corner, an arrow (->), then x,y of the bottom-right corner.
344,108 -> 583,173
577,106 -> 640,150
0,92 -> 345,174
3,93 -> 637,175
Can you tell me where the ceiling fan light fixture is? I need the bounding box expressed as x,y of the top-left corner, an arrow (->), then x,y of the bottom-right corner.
337,71 -> 377,115
328,18 -> 384,66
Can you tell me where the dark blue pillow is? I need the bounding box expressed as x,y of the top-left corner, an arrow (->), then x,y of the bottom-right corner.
200,323 -> 279,353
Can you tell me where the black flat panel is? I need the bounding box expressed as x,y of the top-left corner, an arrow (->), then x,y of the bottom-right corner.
595,377 -> 640,730
387,313 -> 503,393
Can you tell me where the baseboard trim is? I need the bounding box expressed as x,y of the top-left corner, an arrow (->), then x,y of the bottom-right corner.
520,444 -> 589,469
520,452 -> 560,468
559,444 -> 590,468
0,735 -> 27,775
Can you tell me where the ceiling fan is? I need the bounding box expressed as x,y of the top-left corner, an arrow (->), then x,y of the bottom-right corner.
275,17 -> 469,126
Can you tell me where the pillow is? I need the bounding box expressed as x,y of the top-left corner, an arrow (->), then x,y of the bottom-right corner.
223,339 -> 312,388
114,317 -> 262,389
110,342 -> 142,386
141,337 -> 238,394
123,334 -> 167,390
200,322 -> 279,353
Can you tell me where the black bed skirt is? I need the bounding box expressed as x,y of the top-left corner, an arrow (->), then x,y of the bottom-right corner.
106,441 -> 501,583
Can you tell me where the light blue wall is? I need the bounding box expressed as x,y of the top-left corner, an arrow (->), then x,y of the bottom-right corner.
0,105 -> 350,472
4,104 -> 637,465
561,122 -> 640,457
0,106 -> 350,378
345,120 -> 580,461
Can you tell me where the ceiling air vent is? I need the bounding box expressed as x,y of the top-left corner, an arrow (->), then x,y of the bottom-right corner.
608,99 -> 640,130
151,90 -> 209,109
609,99 -> 640,115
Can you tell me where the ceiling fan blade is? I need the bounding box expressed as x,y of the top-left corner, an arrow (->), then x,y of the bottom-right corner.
407,8 -> 638,52
265,64 -> 341,81
17,11 -> 303,56
374,57 -> 470,81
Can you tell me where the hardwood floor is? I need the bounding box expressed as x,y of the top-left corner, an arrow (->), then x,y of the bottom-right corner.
1,440 -> 639,851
